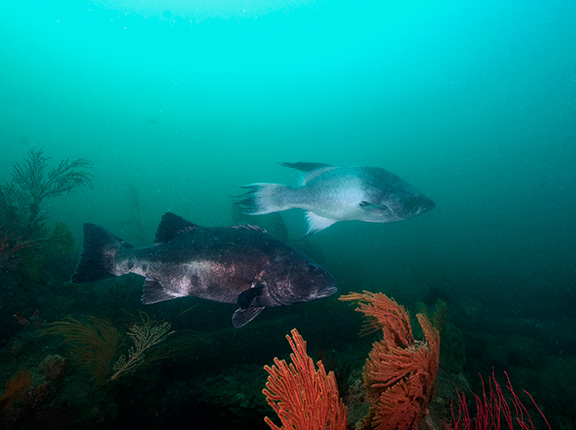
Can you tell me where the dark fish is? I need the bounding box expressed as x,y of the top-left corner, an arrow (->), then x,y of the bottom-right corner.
238,162 -> 436,235
71,212 -> 336,327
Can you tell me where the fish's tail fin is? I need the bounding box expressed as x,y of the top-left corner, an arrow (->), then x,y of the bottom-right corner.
236,183 -> 294,215
71,223 -> 133,283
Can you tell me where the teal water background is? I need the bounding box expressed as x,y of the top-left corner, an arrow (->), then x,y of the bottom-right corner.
2,0 -> 575,293
1,0 -> 576,425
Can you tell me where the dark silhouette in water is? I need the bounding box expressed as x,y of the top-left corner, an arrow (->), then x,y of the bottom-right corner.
120,183 -> 148,243
71,212 -> 337,327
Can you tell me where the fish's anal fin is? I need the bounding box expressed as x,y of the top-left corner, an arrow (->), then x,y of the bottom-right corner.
155,212 -> 199,244
141,278 -> 177,304
232,306 -> 265,328
279,162 -> 334,186
237,284 -> 265,309
305,211 -> 337,235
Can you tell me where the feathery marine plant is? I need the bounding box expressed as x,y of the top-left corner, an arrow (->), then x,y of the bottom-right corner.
110,315 -> 174,381
42,312 -> 174,389
0,148 -> 93,237
42,316 -> 121,388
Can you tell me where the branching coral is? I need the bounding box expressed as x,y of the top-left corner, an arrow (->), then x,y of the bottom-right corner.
0,229 -> 36,272
263,328 -> 347,430
0,149 -> 91,276
0,368 -> 66,427
340,291 -> 440,430
0,148 -> 93,238
0,370 -> 33,414
261,292 -> 440,430
446,371 -> 551,430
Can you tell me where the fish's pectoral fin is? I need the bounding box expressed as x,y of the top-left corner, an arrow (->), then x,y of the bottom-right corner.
305,211 -> 337,235
141,278 -> 177,304
232,306 -> 265,328
359,201 -> 388,214
237,284 -> 265,309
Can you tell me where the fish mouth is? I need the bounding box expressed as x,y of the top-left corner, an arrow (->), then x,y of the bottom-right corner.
326,285 -> 338,296
418,198 -> 436,214
316,284 -> 337,299
407,196 -> 436,217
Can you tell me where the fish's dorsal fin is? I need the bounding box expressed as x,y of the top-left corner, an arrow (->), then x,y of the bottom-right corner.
279,162 -> 334,186
305,211 -> 337,235
230,224 -> 269,234
155,212 -> 199,244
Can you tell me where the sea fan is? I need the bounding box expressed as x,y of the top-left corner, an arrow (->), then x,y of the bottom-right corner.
2,148 -> 93,237
263,328 -> 347,430
340,291 -> 440,430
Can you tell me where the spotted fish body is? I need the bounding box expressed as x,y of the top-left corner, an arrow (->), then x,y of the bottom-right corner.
71,212 -> 336,327
238,162 -> 436,234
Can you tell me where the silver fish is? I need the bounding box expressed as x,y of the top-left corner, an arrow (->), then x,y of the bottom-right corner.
238,162 -> 435,235
71,212 -> 336,327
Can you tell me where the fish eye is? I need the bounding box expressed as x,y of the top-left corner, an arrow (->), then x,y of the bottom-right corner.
307,265 -> 319,274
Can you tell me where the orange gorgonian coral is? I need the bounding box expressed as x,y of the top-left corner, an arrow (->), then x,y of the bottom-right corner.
340,291 -> 440,430
262,328 -> 347,430
0,370 -> 33,414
